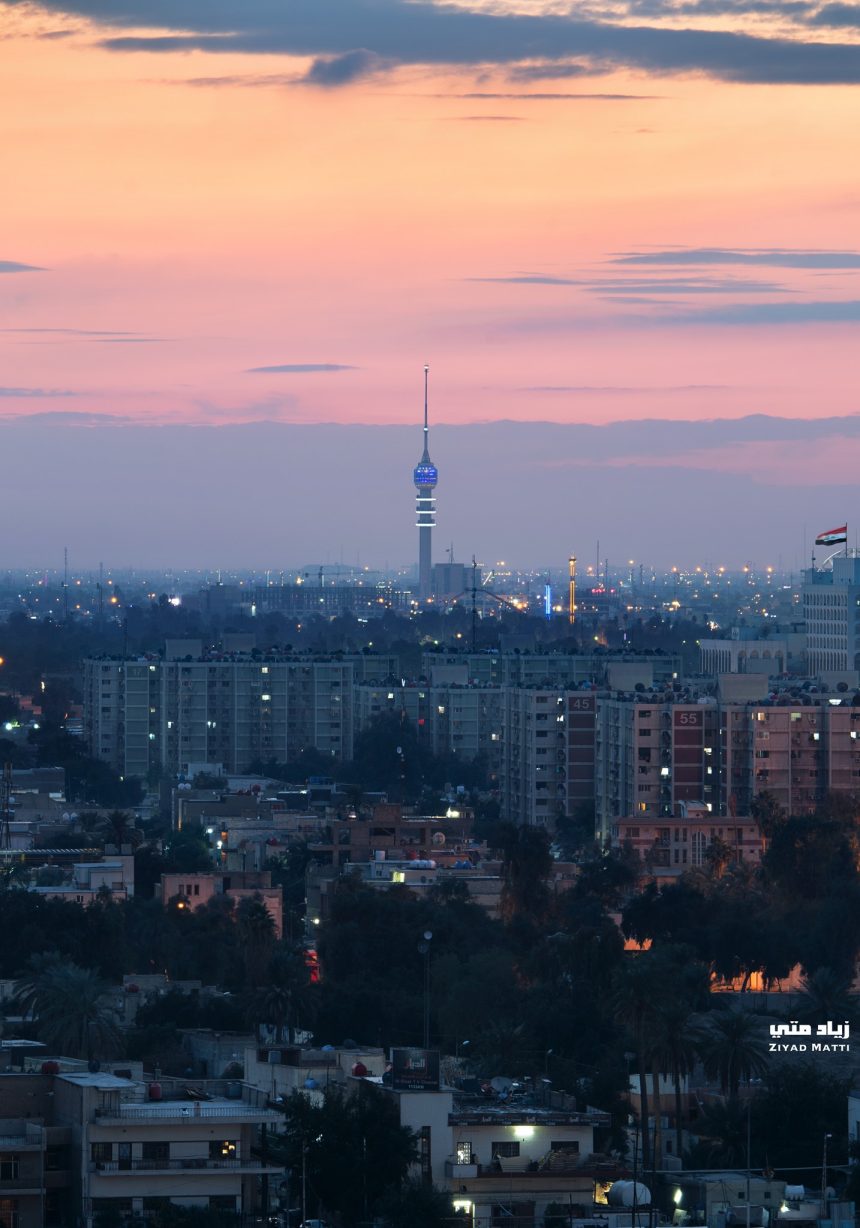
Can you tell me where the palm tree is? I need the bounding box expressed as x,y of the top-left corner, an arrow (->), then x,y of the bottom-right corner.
468,1020 -> 536,1077
98,810 -> 142,849
699,1008 -> 768,1097
16,962 -> 121,1061
236,895 -> 276,987
0,861 -> 31,890
247,983 -> 293,1043
647,1003 -> 706,1160
794,967 -> 857,1027
704,836 -> 735,881
13,952 -> 60,1021
690,1097 -> 750,1167
610,955 -> 667,1172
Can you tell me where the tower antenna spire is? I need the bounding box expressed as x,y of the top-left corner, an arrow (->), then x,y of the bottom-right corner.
413,364 -> 438,602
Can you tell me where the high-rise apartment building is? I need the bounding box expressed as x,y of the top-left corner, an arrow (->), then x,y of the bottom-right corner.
84,656 -> 355,778
354,682 -> 504,780
721,700 -> 860,816
803,554 -> 860,678
419,651 -> 682,689
501,690 -> 597,828
595,694 -> 860,838
594,697 -> 720,840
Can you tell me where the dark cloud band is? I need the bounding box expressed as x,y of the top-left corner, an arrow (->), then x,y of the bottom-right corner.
8,0 -> 860,85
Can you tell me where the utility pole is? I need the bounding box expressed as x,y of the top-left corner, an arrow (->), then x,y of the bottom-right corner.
822,1132 -> 832,1217
746,1099 -> 752,1228
301,1142 -> 307,1228
418,930 -> 433,1048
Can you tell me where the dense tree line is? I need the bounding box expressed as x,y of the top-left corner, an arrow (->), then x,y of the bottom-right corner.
0,782 -> 856,1216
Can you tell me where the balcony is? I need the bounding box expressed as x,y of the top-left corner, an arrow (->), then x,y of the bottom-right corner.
0,1176 -> 45,1196
95,1157 -> 283,1175
446,1160 -> 479,1179
93,1100 -> 283,1125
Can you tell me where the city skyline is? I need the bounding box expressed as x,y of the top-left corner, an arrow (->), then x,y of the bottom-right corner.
1,411 -> 858,568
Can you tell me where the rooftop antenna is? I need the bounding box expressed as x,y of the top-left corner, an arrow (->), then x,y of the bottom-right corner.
63,546 -> 69,622
568,555 -> 576,626
423,362 -> 429,452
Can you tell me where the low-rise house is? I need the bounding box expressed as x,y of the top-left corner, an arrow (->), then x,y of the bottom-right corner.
446,1099 -> 614,1228
670,1172 -> 786,1228
0,1073 -> 73,1228
612,810 -> 763,880
52,1071 -> 284,1228
29,856 -> 135,904
245,1043 -> 386,1104
157,871 -> 283,938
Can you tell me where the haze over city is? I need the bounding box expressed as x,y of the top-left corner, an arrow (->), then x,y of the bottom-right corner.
2,0 -> 860,565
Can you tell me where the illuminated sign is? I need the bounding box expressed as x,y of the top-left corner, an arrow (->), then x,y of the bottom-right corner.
391,1047 -> 440,1091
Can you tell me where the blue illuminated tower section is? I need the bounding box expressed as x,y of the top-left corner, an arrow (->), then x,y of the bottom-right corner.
413,364 -> 438,601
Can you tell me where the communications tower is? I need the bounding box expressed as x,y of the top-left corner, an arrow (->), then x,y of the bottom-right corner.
413,365 -> 438,601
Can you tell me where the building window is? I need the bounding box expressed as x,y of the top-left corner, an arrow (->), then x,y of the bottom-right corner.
550,1141 -> 580,1154
91,1143 -> 112,1165
491,1141 -> 521,1158
44,1149 -> 64,1173
0,1158 -> 19,1181
92,1200 -> 132,1219
210,1140 -> 237,1160
457,1141 -> 473,1165
209,1197 -> 238,1212
0,1200 -> 19,1228
141,1142 -> 170,1163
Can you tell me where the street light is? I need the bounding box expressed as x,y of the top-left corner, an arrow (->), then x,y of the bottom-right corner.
418,930 -> 433,1048
822,1132 -> 833,1216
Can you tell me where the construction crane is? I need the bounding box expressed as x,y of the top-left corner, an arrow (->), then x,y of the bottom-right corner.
460,557 -> 528,650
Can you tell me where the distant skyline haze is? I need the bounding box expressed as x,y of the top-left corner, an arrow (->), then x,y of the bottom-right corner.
0,0 -> 858,564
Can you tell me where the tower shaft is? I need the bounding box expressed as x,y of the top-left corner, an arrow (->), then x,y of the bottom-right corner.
419,526 -> 433,601
412,364 -> 438,602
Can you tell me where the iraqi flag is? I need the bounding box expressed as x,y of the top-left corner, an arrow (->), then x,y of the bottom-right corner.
815,524 -> 848,546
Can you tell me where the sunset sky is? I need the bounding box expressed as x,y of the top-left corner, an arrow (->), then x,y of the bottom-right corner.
2,0 -> 860,565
